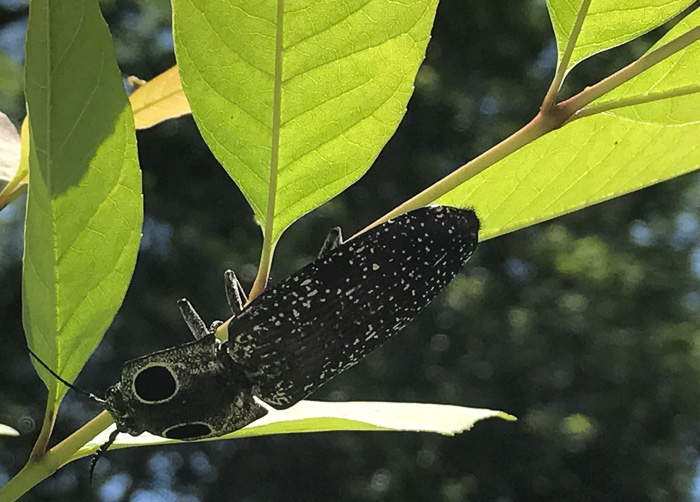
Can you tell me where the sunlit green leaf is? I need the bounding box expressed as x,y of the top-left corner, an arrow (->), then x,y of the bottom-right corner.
438,9 -> 700,240
73,401 -> 514,458
588,7 -> 700,118
23,0 -> 142,409
546,0 -> 695,72
172,0 -> 439,244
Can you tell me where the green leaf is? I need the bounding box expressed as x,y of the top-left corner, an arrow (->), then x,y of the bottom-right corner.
23,0 -> 142,409
73,401 -> 514,458
172,0 -> 439,244
438,9 -> 700,241
588,7 -> 700,118
546,0 -> 695,72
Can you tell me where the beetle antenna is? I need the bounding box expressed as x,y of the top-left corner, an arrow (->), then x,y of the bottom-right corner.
90,428 -> 120,482
27,348 -> 104,405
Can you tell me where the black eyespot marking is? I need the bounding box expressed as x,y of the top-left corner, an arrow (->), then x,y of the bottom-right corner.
164,423 -> 212,440
101,206 -> 479,458
134,365 -> 177,402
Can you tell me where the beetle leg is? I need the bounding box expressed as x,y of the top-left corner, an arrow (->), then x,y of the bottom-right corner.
90,428 -> 120,482
224,269 -> 247,314
318,227 -> 343,259
177,298 -> 210,340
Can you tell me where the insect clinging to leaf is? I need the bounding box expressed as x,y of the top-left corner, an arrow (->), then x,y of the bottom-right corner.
30,205 -> 480,476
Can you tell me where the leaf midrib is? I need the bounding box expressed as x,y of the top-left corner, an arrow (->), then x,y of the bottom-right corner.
265,0 -> 285,241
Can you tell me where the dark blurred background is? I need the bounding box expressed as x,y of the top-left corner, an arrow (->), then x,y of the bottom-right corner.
1,0 -> 700,500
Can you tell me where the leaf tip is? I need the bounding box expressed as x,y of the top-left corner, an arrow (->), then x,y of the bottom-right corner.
498,412 -> 518,422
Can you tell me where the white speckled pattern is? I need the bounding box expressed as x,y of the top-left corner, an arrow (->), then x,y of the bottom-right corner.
226,206 -> 479,409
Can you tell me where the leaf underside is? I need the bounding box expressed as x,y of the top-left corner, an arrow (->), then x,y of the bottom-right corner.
173,0 -> 440,244
23,0 -> 142,409
74,401 -> 515,459
439,5 -> 700,240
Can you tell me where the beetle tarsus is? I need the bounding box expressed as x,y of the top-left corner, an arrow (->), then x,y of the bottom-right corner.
318,227 -> 343,259
90,428 -> 120,482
